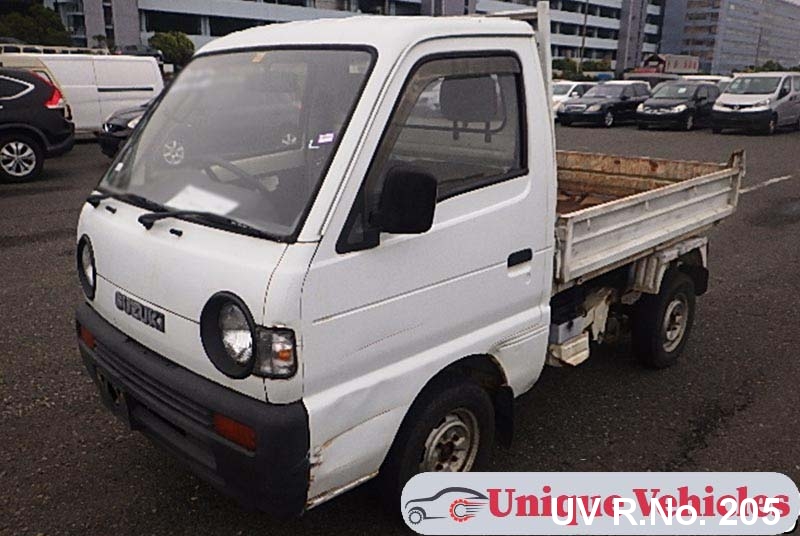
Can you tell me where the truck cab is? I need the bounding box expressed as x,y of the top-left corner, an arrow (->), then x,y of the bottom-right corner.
75,12 -> 742,518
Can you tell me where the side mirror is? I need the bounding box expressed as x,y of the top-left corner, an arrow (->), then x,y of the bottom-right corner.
570,91 -> 580,98
374,167 -> 437,234
779,88 -> 790,99
620,94 -> 630,101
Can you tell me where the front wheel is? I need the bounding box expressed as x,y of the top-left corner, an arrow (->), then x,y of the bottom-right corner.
762,114 -> 777,135
0,134 -> 44,183
603,111 -> 615,128
379,377 -> 495,503
632,270 -> 696,369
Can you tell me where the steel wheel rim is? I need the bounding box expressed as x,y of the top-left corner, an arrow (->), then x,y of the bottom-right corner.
662,293 -> 689,352
0,141 -> 36,177
604,112 -> 614,127
421,408 -> 479,472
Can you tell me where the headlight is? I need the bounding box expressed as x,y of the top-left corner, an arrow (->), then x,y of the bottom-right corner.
636,103 -> 645,112
126,116 -> 141,129
713,103 -> 726,111
751,99 -> 771,109
77,235 -> 96,300
671,104 -> 688,113
201,293 -> 297,379
587,104 -> 602,112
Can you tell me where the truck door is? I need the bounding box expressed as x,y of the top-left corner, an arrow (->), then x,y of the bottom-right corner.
299,41 -> 553,497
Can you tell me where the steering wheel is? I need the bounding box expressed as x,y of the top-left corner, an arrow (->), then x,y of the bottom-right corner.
198,155 -> 274,196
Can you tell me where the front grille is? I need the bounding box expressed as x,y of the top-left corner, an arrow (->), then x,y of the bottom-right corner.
94,341 -> 213,429
565,104 -> 587,113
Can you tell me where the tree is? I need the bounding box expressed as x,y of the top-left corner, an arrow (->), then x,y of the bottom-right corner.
148,31 -> 194,67
0,2 -> 71,46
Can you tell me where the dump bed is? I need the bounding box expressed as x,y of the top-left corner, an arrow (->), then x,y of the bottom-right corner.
554,150 -> 744,287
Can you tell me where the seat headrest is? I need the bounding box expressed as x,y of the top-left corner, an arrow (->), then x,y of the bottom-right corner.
439,76 -> 498,123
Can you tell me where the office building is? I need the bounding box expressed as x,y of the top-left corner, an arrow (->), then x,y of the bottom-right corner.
662,0 -> 800,74
45,0 -> 663,72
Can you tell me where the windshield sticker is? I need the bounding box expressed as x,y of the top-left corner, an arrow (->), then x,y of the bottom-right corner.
252,51 -> 267,63
114,162 -> 124,172
317,132 -> 335,144
678,87 -> 688,94
166,185 -> 239,215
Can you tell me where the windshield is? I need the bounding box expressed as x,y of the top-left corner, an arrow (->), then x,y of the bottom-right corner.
99,48 -> 374,240
726,76 -> 781,95
652,84 -> 697,99
552,83 -> 573,96
584,85 -> 623,98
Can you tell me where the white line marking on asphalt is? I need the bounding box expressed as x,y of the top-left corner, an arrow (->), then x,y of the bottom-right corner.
740,175 -> 794,194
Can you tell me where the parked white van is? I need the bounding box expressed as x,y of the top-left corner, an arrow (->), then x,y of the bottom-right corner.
712,71 -> 800,134
0,54 -> 163,134
74,8 -> 743,518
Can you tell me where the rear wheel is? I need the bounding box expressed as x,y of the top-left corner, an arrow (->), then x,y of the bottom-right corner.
378,376 -> 494,503
0,134 -> 43,183
632,270 -> 696,369
603,111 -> 615,128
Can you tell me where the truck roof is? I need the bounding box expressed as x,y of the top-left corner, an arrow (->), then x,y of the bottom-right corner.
197,16 -> 534,57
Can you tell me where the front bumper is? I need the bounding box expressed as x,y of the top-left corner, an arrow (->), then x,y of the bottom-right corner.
94,129 -> 129,158
712,109 -> 772,131
557,110 -> 605,124
636,110 -> 689,128
75,303 -> 310,517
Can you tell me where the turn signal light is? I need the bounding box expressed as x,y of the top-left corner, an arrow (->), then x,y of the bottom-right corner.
79,324 -> 96,349
213,413 -> 256,451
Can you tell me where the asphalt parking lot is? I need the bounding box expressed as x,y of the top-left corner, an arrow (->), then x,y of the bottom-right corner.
2,124 -> 800,536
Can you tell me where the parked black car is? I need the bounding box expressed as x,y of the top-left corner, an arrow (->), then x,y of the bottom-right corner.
95,101 -> 149,157
0,68 -> 74,182
637,81 -> 720,131
557,81 -> 651,127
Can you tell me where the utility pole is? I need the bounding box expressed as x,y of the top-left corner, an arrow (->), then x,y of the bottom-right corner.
578,0 -> 589,73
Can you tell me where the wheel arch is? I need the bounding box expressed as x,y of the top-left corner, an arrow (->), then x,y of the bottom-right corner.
385,353 -> 513,464
0,124 -> 48,151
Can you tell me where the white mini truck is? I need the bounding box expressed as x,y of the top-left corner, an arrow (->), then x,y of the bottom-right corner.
75,10 -> 744,517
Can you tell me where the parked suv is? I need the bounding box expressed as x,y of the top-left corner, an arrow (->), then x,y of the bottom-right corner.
0,68 -> 74,182
712,72 -> 800,135
557,81 -> 650,127
637,81 -> 720,131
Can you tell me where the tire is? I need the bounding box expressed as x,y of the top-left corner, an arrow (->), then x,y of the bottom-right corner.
637,122 -> 647,130
712,126 -> 722,134
603,111 -> 615,128
632,270 -> 696,369
378,376 -> 495,504
763,114 -> 777,136
683,113 -> 695,131
561,118 -> 572,127
0,133 -> 44,183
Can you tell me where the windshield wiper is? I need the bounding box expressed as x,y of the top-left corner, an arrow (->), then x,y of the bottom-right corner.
137,209 -> 270,238
86,191 -> 166,212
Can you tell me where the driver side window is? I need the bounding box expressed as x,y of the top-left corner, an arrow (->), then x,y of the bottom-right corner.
337,53 -> 525,253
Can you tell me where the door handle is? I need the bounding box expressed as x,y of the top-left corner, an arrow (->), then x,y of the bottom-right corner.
508,248 -> 533,268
